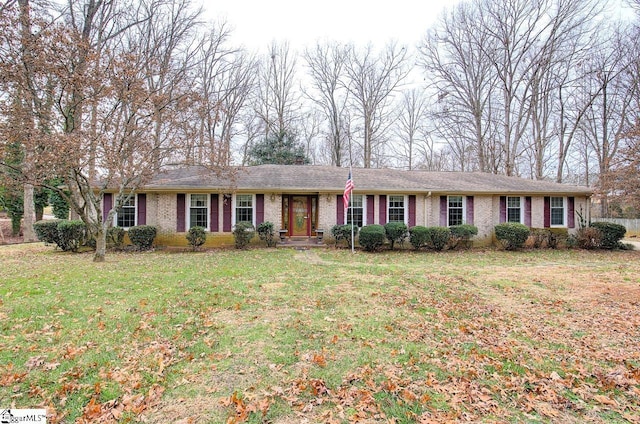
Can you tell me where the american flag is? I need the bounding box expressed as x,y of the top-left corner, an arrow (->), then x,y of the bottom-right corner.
343,170 -> 354,209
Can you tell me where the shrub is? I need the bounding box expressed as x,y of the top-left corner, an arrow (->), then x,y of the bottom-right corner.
359,225 -> 386,252
529,228 -> 550,249
330,224 -> 359,248
233,222 -> 255,249
34,220 -> 61,246
257,221 -> 276,247
590,221 -> 626,249
128,225 -> 157,251
448,224 -> 478,249
56,220 -> 86,252
107,226 -> 126,250
426,226 -> 451,251
575,226 -> 601,249
494,222 -> 530,250
384,222 -> 407,250
409,226 -> 429,250
548,228 -> 568,249
186,226 -> 207,251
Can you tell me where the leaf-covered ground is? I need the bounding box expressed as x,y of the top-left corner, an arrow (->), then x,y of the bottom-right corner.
0,244 -> 638,423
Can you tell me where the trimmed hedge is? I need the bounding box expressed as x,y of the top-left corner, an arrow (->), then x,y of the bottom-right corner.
409,226 -> 429,250
128,225 -> 157,251
384,222 -> 408,250
56,220 -> 86,252
233,222 -> 255,249
34,220 -> 62,246
426,226 -> 451,251
590,221 -> 626,249
449,224 -> 478,249
186,226 -> 207,251
34,219 -> 86,251
359,225 -> 386,252
495,222 -> 530,250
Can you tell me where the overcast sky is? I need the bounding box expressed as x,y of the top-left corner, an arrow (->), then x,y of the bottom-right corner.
202,0 -> 462,51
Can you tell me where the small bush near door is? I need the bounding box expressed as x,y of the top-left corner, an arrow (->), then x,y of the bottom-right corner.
233,222 -> 255,249
257,222 -> 276,247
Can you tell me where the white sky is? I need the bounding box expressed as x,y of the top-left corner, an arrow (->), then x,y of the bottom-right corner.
201,0 -> 462,51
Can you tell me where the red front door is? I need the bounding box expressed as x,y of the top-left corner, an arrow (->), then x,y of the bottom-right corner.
290,196 -> 310,236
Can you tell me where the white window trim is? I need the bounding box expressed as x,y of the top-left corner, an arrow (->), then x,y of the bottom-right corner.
507,196 -> 524,224
550,196 -> 567,228
113,194 -> 137,229
232,193 -> 256,227
187,193 -> 210,231
447,195 -> 466,227
344,194 -> 366,226
387,194 -> 408,224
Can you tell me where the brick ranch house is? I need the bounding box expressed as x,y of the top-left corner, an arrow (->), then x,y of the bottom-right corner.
102,164 -> 593,247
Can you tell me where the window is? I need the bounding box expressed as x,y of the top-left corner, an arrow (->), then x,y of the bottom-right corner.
507,196 -> 522,223
189,194 -> 208,229
448,196 -> 464,226
551,196 -> 565,226
235,194 -> 253,224
346,194 -> 364,227
388,195 -> 405,223
116,196 -> 136,228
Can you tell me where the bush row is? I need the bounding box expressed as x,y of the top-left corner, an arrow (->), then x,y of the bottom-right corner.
332,223 -> 479,252
494,221 -> 628,251
33,221 -> 158,252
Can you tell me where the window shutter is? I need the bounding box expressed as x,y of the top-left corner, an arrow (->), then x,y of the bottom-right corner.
176,193 -> 185,232
439,196 -> 447,226
379,195 -> 387,225
466,196 -> 474,225
103,193 -> 112,223
366,195 -> 375,226
568,197 -> 575,229
499,196 -> 506,223
223,195 -> 232,232
256,194 -> 265,225
525,196 -> 532,227
337,195 -> 344,224
210,194 -> 219,232
409,195 -> 416,227
137,194 -> 146,225
543,197 -> 550,228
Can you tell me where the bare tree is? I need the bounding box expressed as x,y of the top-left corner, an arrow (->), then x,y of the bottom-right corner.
390,88 -> 430,170
255,41 -> 300,140
418,1 -> 499,173
303,42 -> 349,166
581,26 -> 637,215
343,42 -> 409,168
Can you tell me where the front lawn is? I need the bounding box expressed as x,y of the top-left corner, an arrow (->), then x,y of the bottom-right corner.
0,244 -> 639,423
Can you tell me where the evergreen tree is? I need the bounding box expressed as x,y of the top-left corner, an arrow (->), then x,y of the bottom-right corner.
247,131 -> 310,165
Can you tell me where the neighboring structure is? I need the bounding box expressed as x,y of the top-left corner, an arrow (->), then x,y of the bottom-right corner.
102,165 -> 592,247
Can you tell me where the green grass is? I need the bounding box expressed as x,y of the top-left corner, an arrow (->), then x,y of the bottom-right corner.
0,244 -> 639,423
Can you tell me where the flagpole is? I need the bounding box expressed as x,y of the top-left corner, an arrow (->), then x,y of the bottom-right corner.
349,165 -> 354,254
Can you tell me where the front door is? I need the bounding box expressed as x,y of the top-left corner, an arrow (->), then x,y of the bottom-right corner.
290,196 -> 310,236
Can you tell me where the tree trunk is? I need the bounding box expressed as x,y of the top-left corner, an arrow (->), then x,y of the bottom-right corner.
93,227 -> 106,262
23,183 -> 37,242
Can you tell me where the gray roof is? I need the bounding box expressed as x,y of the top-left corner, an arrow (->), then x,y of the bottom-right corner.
142,164 -> 593,195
